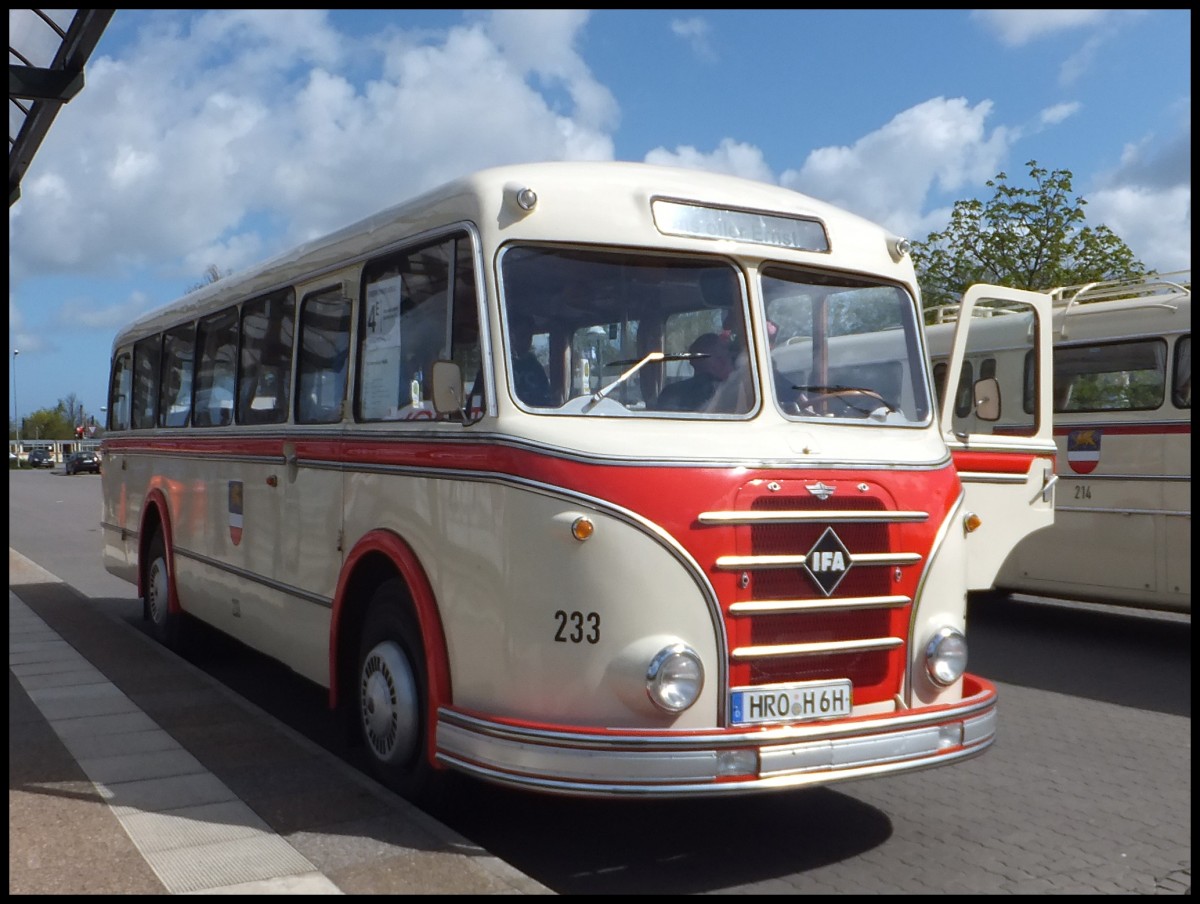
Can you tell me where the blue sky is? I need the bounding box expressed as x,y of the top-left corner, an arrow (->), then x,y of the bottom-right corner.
8,9 -> 1191,422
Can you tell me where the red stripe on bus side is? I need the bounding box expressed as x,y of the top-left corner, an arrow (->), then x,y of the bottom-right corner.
1052,423 -> 1191,436
950,450 -> 1047,474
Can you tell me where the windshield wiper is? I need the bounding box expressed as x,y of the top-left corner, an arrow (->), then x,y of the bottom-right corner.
583,350 -> 705,411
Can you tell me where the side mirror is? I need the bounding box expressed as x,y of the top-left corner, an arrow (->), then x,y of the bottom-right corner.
431,360 -> 465,417
973,376 -> 1001,421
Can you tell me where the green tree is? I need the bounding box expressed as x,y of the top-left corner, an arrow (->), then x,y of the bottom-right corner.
910,160 -> 1146,310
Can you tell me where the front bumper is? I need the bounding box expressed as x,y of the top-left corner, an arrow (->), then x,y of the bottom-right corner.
435,674 -> 997,798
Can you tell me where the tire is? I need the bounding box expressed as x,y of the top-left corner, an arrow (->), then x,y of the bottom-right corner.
356,580 -> 440,804
143,531 -> 183,649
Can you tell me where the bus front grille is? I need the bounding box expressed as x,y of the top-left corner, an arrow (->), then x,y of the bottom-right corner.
701,489 -> 928,707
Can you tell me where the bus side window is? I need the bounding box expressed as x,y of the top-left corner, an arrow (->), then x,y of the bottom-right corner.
239,289 -> 295,425
131,335 -> 161,430
193,307 -> 239,428
1173,335 -> 1191,409
358,232 -> 479,421
108,349 -> 132,431
954,359 -> 974,418
159,324 -> 195,428
297,287 -> 351,424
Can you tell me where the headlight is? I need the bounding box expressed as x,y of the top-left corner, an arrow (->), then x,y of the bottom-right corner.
646,643 -> 704,713
925,626 -> 968,686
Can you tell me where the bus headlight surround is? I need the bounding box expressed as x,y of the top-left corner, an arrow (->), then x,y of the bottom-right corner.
646,643 -> 704,713
925,626 -> 968,686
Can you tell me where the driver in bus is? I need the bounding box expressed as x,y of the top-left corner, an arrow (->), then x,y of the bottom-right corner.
654,332 -> 734,411
509,315 -> 554,407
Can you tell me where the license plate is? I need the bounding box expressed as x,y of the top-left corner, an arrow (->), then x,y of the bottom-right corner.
731,680 -> 853,726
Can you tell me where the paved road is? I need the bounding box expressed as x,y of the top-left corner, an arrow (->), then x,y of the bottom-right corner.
8,469 -> 1192,893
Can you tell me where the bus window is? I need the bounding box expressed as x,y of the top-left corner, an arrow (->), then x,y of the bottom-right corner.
158,324 -> 195,428
764,268 -> 930,424
193,308 -> 239,428
297,287 -> 351,424
239,289 -> 295,425
131,335 -> 161,430
358,233 -> 477,421
1173,335 -> 1191,408
108,348 -> 132,431
499,246 -> 751,415
1053,339 -> 1167,412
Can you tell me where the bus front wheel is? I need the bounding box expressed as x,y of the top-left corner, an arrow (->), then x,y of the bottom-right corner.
356,583 -> 438,802
143,531 -> 183,649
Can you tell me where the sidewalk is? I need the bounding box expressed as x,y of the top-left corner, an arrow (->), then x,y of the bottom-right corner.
9,549 -> 552,895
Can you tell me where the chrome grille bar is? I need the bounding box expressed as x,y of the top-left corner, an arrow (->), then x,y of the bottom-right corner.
729,595 -> 910,615
699,510 -> 928,524
732,637 -> 904,659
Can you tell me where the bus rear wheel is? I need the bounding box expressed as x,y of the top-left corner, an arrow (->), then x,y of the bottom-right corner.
143,531 -> 183,649
356,582 -> 439,803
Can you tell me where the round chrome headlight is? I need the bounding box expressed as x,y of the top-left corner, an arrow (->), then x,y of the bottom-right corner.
925,626 -> 968,686
646,643 -> 704,713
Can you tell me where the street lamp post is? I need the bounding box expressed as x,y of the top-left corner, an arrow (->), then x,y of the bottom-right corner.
12,349 -> 19,464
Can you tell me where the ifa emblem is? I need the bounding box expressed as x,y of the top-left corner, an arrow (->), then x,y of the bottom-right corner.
803,527 -> 852,596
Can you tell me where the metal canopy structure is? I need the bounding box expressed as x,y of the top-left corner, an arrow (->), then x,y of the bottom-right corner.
9,8 -> 115,206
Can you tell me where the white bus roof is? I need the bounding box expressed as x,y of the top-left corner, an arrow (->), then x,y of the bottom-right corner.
114,161 -> 914,349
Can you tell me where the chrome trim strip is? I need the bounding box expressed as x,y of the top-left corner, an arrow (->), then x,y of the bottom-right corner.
957,471 -> 1028,484
1056,506 -> 1191,517
729,595 -> 910,614
715,551 -> 921,569
945,438 -> 1057,454
716,554 -> 806,569
731,637 -> 903,658
434,693 -> 995,798
171,546 -> 333,609
103,432 -> 956,472
698,510 -> 929,524
849,552 -> 923,565
1058,473 -> 1190,482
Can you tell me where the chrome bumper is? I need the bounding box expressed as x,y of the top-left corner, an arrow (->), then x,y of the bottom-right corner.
435,677 -> 997,798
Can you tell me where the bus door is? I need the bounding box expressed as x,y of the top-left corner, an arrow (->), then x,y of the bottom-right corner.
938,285 -> 1056,590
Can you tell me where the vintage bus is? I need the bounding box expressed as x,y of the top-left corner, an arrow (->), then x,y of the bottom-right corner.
101,161 -> 1057,801
926,271 -> 1190,614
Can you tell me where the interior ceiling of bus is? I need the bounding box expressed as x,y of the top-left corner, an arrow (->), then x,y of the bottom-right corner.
9,9 -> 114,206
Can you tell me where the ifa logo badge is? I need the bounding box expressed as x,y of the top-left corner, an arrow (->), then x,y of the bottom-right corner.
803,527 -> 852,596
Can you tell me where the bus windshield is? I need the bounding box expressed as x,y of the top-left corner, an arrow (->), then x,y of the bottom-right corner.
499,245 -> 755,416
763,267 -> 932,426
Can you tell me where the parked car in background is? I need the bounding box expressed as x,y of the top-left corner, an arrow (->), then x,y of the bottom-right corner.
27,448 -> 54,468
65,450 -> 101,475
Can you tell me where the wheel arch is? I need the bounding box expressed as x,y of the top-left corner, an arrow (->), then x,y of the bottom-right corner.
137,490 -> 180,615
330,529 -> 451,720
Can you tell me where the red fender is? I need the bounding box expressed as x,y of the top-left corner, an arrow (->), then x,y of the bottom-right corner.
140,488 -> 182,616
330,529 -> 451,754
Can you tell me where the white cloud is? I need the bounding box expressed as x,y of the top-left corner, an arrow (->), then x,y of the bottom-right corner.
1086,122 -> 1192,272
778,97 -> 1013,238
1086,185 -> 1191,273
8,9 -> 615,289
1039,102 -> 1082,126
643,138 -> 774,184
971,10 -> 1112,47
670,17 -> 717,62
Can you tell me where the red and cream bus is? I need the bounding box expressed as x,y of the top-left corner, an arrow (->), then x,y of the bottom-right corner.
101,162 -> 1056,801
927,271 -> 1190,614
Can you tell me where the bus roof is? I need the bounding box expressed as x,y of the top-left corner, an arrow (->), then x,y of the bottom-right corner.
114,161 -> 915,349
